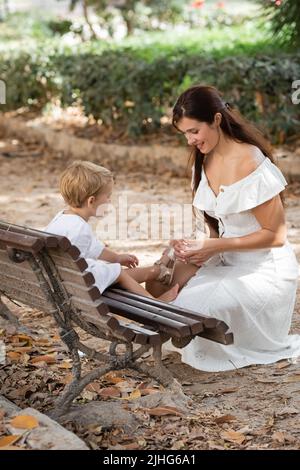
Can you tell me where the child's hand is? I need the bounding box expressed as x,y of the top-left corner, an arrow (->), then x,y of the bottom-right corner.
118,253 -> 139,268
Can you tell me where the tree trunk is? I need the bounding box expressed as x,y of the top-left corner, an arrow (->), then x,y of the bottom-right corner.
82,0 -> 97,40
124,13 -> 134,36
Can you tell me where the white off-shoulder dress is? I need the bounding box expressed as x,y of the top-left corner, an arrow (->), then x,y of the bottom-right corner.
169,155 -> 300,371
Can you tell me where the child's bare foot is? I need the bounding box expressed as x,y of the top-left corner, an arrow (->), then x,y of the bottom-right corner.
157,283 -> 179,302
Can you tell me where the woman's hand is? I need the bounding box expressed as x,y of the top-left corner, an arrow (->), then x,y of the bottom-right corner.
118,253 -> 139,268
173,239 -> 222,266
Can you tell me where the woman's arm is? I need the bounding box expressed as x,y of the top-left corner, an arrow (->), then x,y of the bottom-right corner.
175,195 -> 287,265
219,195 -> 287,252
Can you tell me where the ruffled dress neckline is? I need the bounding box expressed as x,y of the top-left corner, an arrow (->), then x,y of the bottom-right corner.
193,157 -> 287,217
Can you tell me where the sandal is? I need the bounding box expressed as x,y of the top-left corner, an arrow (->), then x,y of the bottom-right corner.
156,264 -> 174,285
154,247 -> 176,286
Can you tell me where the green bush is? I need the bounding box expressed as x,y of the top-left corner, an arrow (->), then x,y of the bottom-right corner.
0,48 -> 299,143
55,50 -> 300,142
0,52 -> 58,109
46,19 -> 73,36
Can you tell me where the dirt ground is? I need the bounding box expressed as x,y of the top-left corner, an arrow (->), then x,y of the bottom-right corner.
1,131 -> 300,450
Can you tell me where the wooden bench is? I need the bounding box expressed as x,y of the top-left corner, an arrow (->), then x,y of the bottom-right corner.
0,220 -> 233,416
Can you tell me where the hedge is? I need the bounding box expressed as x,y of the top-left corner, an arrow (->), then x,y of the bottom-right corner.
0,49 -> 299,143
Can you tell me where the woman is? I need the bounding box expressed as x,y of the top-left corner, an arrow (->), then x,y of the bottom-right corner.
148,85 -> 300,371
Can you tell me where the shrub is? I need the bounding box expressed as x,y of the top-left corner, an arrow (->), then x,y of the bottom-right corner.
0,48 -> 299,143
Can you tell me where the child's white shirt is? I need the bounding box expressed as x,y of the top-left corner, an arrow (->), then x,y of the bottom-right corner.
45,211 -> 121,293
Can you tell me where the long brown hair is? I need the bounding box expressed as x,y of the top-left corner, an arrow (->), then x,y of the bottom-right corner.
172,85 -> 285,232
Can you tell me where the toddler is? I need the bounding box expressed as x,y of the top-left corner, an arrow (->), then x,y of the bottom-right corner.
46,161 -> 179,301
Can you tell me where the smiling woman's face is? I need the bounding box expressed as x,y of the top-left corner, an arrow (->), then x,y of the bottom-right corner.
176,116 -> 219,155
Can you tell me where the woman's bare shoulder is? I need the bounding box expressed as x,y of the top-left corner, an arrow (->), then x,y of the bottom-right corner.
233,143 -> 265,179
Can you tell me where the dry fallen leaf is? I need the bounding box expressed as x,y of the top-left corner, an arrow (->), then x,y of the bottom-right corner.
59,373 -> 73,384
218,387 -> 238,394
10,415 -> 39,430
272,431 -> 285,444
146,406 -> 183,417
283,374 -> 300,383
10,346 -> 33,353
140,388 -> 160,396
215,414 -> 237,424
171,440 -> 185,450
57,361 -> 72,369
129,389 -> 141,400
220,429 -> 245,445
10,334 -> 32,344
99,387 -> 120,398
35,338 -> 51,346
86,382 -> 102,394
81,390 -> 97,401
103,372 -> 124,384
121,442 -> 140,450
6,351 -> 21,361
256,378 -> 279,384
276,361 -> 291,369
31,354 -> 56,364
0,435 -> 21,448
267,416 -> 275,428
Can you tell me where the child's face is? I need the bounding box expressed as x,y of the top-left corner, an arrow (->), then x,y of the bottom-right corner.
89,181 -> 113,217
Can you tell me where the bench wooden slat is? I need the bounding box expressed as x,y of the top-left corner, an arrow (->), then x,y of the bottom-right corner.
0,221 -> 71,250
48,251 -> 88,272
79,311 -> 119,332
109,288 -> 219,329
80,312 -> 136,342
0,284 -> 54,313
112,325 -> 137,342
70,297 -> 110,317
63,281 -> 101,302
0,258 -> 38,283
101,297 -> 190,337
118,320 -> 161,345
0,228 -> 44,253
55,266 -> 95,288
0,221 -> 59,247
104,290 -> 204,335
199,329 -> 234,345
0,271 -> 45,292
109,288 -> 233,344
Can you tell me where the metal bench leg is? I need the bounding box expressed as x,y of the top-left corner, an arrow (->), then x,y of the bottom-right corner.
51,341 -> 138,418
51,363 -> 114,419
133,344 -> 190,405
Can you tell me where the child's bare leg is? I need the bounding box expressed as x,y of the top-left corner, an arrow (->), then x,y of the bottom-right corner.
170,261 -> 199,288
124,265 -> 160,283
116,270 -> 179,302
145,279 -> 169,298
146,262 -> 200,296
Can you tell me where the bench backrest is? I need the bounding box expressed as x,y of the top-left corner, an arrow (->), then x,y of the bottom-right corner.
0,222 -> 140,342
0,221 -> 233,347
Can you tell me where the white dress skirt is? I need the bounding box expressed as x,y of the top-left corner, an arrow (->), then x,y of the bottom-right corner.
166,156 -> 300,371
